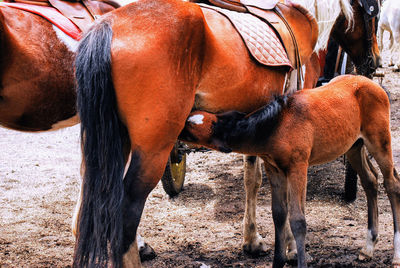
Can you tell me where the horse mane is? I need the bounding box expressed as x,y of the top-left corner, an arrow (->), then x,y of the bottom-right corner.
290,0 -> 353,51
213,95 -> 289,149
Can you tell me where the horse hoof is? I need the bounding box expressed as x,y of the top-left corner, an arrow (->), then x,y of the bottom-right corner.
139,242 -> 156,262
242,239 -> 268,257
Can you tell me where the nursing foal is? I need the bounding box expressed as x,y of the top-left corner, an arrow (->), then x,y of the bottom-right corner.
180,75 -> 400,268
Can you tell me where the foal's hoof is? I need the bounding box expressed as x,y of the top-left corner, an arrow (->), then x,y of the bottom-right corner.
139,242 -> 156,262
242,237 -> 268,256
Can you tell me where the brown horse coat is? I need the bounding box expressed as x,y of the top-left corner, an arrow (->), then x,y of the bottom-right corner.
181,75 -> 400,267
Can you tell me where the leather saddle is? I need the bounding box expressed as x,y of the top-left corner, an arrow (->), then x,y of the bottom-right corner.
194,0 -> 318,89
4,0 -> 119,32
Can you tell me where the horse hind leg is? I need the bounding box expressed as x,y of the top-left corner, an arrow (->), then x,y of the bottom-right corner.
369,155 -> 400,264
242,155 -> 268,256
265,161 -> 290,268
345,139 -> 379,260
362,122 -> 400,265
286,164 -> 308,268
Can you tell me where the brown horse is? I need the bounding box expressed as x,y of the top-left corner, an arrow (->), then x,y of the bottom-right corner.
239,0 -> 382,257
181,74 -> 400,268
73,0 -> 386,266
0,5 -> 78,131
74,0 -> 318,266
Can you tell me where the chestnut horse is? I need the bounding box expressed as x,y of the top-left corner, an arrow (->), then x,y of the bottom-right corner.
181,74 -> 400,267
72,0 -> 386,266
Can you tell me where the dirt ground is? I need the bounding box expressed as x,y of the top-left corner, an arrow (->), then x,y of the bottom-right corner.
1,47 -> 400,268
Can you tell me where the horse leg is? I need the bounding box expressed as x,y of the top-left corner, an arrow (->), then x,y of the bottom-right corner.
114,75 -> 196,266
71,142 -> 156,263
242,155 -> 268,255
119,145 -> 178,266
388,31 -> 396,66
366,156 -> 400,264
362,120 -> 400,265
393,31 -> 400,70
345,140 -> 379,260
265,161 -> 289,268
378,26 -> 384,53
344,160 -> 358,202
286,164 -> 308,268
71,183 -> 156,262
284,217 -> 297,261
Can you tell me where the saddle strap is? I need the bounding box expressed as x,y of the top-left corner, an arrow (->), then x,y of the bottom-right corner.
49,0 -> 94,32
208,0 -> 247,12
273,5 -> 303,90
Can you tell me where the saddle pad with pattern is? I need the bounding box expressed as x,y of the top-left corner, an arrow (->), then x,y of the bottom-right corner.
0,2 -> 82,40
200,3 -> 292,68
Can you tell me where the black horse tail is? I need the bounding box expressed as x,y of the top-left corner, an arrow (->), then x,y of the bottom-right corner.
74,20 -> 127,268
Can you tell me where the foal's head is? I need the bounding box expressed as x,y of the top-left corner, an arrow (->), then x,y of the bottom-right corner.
331,0 -> 381,77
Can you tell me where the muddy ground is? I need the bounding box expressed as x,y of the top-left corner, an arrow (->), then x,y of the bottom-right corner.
1,48 -> 400,267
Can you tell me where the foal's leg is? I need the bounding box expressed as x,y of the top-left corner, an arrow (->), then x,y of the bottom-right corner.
286,164 -> 308,268
345,141 -> 379,259
242,155 -> 268,255
363,122 -> 400,265
265,162 -> 290,268
366,154 -> 400,264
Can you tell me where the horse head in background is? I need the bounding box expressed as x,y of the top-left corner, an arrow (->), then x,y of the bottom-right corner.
331,0 -> 381,77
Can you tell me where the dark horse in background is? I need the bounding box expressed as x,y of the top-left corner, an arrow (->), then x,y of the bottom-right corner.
73,0 -> 380,267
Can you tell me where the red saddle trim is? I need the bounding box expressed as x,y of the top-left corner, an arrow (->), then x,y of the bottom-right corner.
0,2 -> 82,40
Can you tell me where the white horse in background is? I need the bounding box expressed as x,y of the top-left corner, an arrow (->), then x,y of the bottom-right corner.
378,0 -> 400,68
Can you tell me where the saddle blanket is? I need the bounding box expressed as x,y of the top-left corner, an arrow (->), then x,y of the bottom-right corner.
0,2 -> 82,40
200,3 -> 292,68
